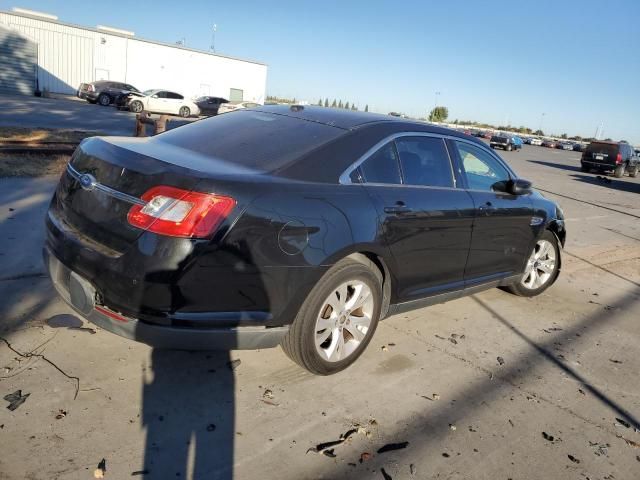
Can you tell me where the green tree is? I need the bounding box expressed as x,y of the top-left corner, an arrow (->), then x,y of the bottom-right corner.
427,106 -> 449,123
324,98 -> 329,107
364,104 -> 369,112
352,104 -> 357,111
338,100 -> 344,109
318,98 -> 323,106
331,99 -> 337,108
560,133 -> 568,139
534,129 -> 544,136
344,101 -> 350,110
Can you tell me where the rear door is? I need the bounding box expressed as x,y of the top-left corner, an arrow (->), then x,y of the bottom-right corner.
449,139 -> 534,285
166,92 -> 184,114
355,134 -> 475,301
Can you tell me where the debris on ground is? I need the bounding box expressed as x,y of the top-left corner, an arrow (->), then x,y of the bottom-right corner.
262,389 -> 274,399
589,441 -> 610,457
614,418 -> 631,429
609,359 -> 623,364
206,424 -> 216,432
307,428 -> 359,456
578,389 -> 586,395
131,470 -> 149,476
497,357 -> 505,366
260,399 -> 280,407
508,419 -> 514,427
377,442 -> 409,454
410,463 -> 416,475
227,359 -> 241,371
442,452 -> 450,458
68,326 -> 97,334
568,454 -> 580,464
94,458 -> 106,478
359,452 -> 371,463
381,345 -> 388,352
381,467 -> 392,480
449,424 -> 457,431
3,390 -> 30,411
55,409 -> 67,419
543,327 -> 563,333
622,437 -> 640,448
432,393 -> 440,400
542,432 -> 555,442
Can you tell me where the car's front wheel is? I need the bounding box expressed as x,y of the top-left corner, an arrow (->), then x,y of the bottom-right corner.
505,230 -> 560,297
179,106 -> 191,118
281,257 -> 382,375
98,93 -> 111,106
129,100 -> 143,113
506,144 -> 513,151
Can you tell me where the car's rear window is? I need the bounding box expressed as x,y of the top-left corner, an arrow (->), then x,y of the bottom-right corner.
157,110 -> 346,171
586,142 -> 618,157
491,136 -> 508,142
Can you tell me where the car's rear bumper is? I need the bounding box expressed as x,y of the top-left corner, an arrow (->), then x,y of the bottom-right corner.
581,160 -> 616,169
77,91 -> 98,101
44,247 -> 289,350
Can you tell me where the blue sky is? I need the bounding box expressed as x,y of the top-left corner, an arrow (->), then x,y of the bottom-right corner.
5,0 -> 640,142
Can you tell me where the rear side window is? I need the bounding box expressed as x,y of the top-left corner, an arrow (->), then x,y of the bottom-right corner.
360,142 -> 402,184
166,92 -> 184,100
157,110 -> 346,172
395,136 -> 453,187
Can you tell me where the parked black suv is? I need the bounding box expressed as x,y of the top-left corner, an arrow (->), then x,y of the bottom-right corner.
581,141 -> 638,178
77,81 -> 140,106
490,134 -> 522,151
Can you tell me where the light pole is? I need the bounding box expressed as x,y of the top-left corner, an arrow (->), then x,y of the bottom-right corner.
210,24 -> 217,52
539,112 -> 545,133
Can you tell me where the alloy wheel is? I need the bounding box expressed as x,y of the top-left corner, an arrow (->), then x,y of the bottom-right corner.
314,280 -> 374,362
521,239 -> 556,290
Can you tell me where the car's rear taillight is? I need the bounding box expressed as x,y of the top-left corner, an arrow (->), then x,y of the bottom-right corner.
127,186 -> 235,238
615,153 -> 622,164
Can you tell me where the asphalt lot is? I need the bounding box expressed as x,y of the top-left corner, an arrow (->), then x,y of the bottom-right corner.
0,94 -> 194,135
0,144 -> 639,479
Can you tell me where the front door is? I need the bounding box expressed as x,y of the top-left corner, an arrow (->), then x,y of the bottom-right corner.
358,136 -> 475,302
449,139 -> 534,285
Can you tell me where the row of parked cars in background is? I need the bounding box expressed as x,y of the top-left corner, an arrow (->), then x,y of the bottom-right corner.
77,80 -> 260,117
468,128 -> 588,152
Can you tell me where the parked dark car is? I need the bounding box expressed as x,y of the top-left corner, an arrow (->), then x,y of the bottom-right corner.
581,140 -> 638,177
43,106 -> 565,374
77,81 -> 140,106
573,143 -> 586,152
542,140 -> 556,148
489,134 -> 521,151
194,96 -> 229,116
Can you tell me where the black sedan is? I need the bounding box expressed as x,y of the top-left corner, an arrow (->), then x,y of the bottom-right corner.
44,106 -> 565,374
194,96 -> 229,116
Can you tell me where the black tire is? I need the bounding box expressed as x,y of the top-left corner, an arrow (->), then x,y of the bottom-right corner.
280,257 -> 382,375
628,164 -> 638,178
580,163 -> 589,172
504,230 -> 560,297
506,144 -> 512,151
179,106 -> 191,118
613,164 -> 625,178
98,93 -> 111,106
130,100 -> 143,113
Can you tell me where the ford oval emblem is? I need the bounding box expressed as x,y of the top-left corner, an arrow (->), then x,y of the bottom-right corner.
79,173 -> 96,191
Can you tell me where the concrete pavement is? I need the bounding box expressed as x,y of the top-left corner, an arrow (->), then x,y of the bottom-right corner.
0,145 -> 639,479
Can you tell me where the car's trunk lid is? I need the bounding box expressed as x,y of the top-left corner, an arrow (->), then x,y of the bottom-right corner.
584,142 -> 618,165
51,136 -> 258,254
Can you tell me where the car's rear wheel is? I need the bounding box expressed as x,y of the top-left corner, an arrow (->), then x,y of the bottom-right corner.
627,164 -> 638,178
281,257 -> 382,375
98,93 -> 111,106
506,144 -> 512,151
613,164 -> 625,178
580,163 -> 589,172
129,100 -> 143,113
504,230 -> 560,297
179,106 -> 191,118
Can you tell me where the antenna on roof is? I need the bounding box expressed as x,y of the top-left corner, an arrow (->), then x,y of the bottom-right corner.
12,7 -> 58,20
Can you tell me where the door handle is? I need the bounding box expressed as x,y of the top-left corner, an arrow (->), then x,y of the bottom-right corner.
384,202 -> 413,215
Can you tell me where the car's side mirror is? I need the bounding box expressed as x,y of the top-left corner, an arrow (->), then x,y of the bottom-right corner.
509,178 -> 532,195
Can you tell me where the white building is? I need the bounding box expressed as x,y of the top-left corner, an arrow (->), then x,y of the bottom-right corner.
0,8 -> 267,103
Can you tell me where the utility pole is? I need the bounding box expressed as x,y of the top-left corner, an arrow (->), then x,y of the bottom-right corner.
210,24 -> 217,52
539,112 -> 545,133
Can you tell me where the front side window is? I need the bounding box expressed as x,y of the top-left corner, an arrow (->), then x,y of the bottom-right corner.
395,136 -> 453,187
454,141 -> 511,191
359,142 -> 401,184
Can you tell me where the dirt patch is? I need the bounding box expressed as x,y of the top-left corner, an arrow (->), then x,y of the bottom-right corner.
0,127 -> 102,177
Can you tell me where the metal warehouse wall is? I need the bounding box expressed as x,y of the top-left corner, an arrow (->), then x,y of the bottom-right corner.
0,11 -> 267,102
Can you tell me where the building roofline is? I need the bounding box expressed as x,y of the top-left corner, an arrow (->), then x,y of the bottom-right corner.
0,9 -> 268,67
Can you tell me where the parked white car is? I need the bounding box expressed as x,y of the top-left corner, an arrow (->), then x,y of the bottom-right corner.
217,101 -> 261,114
530,138 -> 543,146
127,89 -> 200,117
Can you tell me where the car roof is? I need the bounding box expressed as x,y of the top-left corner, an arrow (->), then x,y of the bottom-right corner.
251,105 -> 485,144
